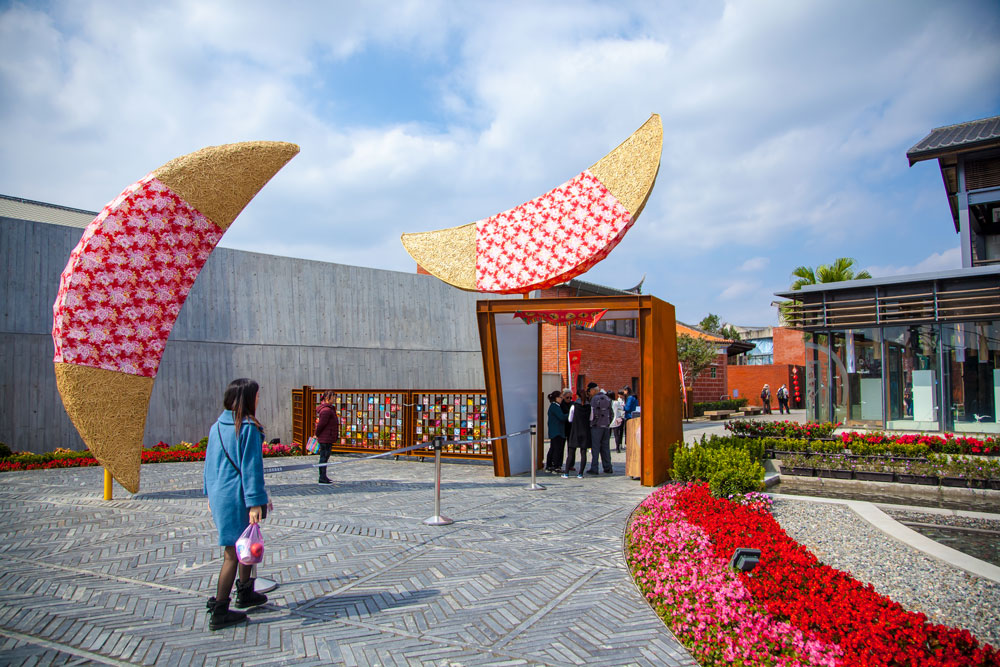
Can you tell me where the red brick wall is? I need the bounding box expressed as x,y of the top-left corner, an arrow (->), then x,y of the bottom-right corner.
689,352 -> 729,403
774,327 -> 805,366
538,286 -> 640,393
728,365 -> 794,407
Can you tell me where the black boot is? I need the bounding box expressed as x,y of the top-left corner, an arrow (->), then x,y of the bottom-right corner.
209,597 -> 247,631
235,578 -> 267,608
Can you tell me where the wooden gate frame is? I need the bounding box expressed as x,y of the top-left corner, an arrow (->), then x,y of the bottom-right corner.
476,294 -> 682,486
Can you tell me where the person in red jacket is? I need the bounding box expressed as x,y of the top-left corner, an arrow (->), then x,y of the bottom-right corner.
314,391 -> 340,485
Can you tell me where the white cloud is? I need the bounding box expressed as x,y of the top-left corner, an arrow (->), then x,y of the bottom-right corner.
719,280 -> 758,301
738,257 -> 769,272
0,0 -> 997,315
867,247 -> 962,278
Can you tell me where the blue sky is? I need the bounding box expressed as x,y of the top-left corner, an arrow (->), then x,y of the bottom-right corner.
2,0 -> 1000,325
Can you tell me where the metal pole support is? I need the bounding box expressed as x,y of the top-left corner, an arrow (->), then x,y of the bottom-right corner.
423,436 -> 454,526
103,468 -> 112,501
527,423 -> 545,491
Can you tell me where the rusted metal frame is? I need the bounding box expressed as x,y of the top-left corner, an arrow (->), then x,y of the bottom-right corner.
476,302 -> 509,476
477,294 -> 679,485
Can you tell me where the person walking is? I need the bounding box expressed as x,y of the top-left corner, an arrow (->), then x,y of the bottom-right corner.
546,390 -> 568,472
203,378 -> 271,631
777,384 -> 790,414
760,384 -> 772,414
588,383 -> 613,474
610,391 -> 625,452
563,391 -> 591,479
314,391 -> 340,485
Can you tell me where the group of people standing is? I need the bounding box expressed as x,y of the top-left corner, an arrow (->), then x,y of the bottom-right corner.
545,383 -> 638,478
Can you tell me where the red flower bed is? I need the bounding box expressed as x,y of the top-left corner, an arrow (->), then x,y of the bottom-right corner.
840,431 -> 997,456
673,484 -> 1000,666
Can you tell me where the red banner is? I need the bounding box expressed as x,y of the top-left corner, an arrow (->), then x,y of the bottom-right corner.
513,309 -> 608,327
568,350 -> 582,399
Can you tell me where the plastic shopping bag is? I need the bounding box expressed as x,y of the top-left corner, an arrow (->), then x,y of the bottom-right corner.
235,523 -> 264,565
306,436 -> 320,454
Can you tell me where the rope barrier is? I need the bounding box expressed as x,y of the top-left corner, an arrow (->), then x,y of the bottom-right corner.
261,428 -> 531,475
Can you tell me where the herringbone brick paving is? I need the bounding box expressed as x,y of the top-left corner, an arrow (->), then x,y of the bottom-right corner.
0,451 -> 696,666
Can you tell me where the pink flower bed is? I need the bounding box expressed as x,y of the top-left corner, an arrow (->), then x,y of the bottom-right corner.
628,485 -> 842,666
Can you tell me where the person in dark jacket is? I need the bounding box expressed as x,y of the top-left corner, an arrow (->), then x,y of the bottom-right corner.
588,383 -> 613,475
203,378 -> 270,631
314,391 -> 340,484
545,390 -> 568,472
563,392 -> 591,479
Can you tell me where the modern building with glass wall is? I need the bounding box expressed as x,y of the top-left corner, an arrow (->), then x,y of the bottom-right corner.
777,115 -> 1000,433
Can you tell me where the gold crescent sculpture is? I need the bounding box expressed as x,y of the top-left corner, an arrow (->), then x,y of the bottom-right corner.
401,114 -> 662,293
52,141 -> 299,492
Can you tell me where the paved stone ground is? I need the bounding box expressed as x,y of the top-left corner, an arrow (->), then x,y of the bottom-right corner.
0,448 -> 697,666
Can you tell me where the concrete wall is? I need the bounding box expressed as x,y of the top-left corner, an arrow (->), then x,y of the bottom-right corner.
1,216 -> 508,453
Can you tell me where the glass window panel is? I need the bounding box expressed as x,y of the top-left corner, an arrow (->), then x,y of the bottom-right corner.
884,325 -> 939,431
943,321 -> 1000,434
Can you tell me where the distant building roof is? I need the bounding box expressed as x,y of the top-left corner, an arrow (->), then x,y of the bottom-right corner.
0,194 -> 96,228
676,321 -> 755,356
557,277 -> 643,297
907,115 -> 1000,166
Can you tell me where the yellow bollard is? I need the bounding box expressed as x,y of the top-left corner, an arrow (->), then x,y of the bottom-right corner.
104,468 -> 112,500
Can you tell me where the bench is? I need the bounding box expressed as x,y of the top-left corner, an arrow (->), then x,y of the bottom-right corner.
704,409 -> 736,420
739,406 -> 764,416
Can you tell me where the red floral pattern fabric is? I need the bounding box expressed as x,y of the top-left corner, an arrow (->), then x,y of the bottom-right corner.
475,170 -> 633,294
512,309 -> 608,326
52,175 -> 223,377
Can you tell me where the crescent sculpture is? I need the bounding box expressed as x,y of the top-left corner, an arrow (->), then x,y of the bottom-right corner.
52,141 -> 299,492
401,114 -> 662,293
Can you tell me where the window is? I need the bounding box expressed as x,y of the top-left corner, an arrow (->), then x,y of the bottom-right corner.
710,366 -> 717,378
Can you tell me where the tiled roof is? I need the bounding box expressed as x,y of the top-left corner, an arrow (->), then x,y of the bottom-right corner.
0,194 -> 96,228
907,115 -> 1000,165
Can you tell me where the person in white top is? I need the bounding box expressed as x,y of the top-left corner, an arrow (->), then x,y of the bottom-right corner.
609,391 -> 626,453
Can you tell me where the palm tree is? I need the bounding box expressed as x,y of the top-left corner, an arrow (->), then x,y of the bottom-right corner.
780,258 -> 873,325
790,257 -> 872,290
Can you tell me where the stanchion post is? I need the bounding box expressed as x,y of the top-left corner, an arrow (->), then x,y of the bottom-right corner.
423,436 -> 454,526
103,468 -> 112,500
527,423 -> 545,491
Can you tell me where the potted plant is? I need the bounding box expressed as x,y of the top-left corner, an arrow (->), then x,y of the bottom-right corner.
895,460 -> 938,486
853,457 -> 895,483
814,454 -> 853,480
779,453 -> 815,477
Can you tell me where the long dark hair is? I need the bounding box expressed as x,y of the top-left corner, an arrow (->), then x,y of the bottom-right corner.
547,390 -> 562,403
224,378 -> 261,435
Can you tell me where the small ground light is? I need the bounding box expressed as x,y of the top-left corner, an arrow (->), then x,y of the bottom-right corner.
730,547 -> 761,573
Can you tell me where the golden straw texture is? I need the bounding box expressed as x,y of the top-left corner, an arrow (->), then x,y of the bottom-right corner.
589,113 -> 662,219
155,141 -> 300,231
54,363 -> 153,494
400,222 -> 477,290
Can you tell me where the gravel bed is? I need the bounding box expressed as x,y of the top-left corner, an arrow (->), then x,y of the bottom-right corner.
771,498 -> 1000,648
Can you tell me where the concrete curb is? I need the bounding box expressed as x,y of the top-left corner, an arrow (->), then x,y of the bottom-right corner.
770,493 -> 1000,585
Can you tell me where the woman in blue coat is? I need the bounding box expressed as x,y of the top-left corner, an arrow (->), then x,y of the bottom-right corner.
203,378 -> 270,630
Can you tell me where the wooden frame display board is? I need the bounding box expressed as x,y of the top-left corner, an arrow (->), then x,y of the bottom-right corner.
476,295 -> 683,486
292,387 -> 492,459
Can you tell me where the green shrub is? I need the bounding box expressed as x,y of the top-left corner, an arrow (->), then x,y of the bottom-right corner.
0,442 -> 11,457
692,398 -> 749,417
707,448 -> 765,497
671,439 -> 765,496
